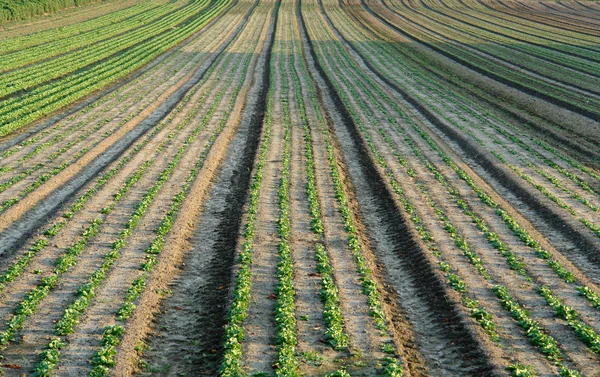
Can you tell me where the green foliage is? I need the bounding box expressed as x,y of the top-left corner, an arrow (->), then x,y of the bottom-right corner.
506,363 -> 535,377
493,285 -> 561,362
32,338 -> 65,377
0,0 -> 99,22
0,218 -> 101,347
290,43 -> 349,351
0,0 -> 232,137
219,57 -> 274,377
89,325 -> 125,377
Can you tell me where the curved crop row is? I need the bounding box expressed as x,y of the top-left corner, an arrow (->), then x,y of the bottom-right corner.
308,2 -> 596,372
0,53 -> 225,263
325,1 -> 600,310
0,0 -> 232,137
0,36 -> 237,367
290,39 -> 349,350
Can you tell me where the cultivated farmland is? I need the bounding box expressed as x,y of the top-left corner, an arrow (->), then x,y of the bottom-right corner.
0,0 -> 599,376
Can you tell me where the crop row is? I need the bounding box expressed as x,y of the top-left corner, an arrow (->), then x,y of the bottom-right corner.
0,0 -> 232,136
0,2 -> 158,53
398,0 -> 600,89
2,2 -> 178,72
364,15 -> 600,356
431,0 -> 600,56
325,2 -> 600,303
290,33 -> 349,350
359,33 -> 600,248
299,6 -> 405,374
0,52 -> 197,210
0,4 -> 236,176
88,61 -> 248,377
0,144 -> 92,213
273,38 -> 299,376
0,0 -> 210,99
0,0 -> 103,22
334,3 -> 600,199
354,27 -> 600,244
219,63 -> 274,377
0,28 -> 204,159
31,44 -> 248,376
309,0 -> 506,350
308,3 -> 597,372
469,0 -> 600,42
113,24 -> 254,336
0,38 -> 233,372
364,0 -> 600,119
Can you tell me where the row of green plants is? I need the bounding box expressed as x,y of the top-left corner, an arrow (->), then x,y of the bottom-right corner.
402,1 -> 600,89
502,159 -> 600,238
299,12 -> 403,374
339,0 -> 600,195
335,36 -> 589,360
2,2 -> 176,72
538,286 -> 600,353
336,45 -> 600,355
32,46 -> 248,376
326,6 -> 600,312
308,16 -> 502,344
335,13 -> 600,359
273,39 -> 300,375
368,0 -> 600,117
358,28 -> 600,285
0,115 -> 123,199
1,92 -> 120,161
398,46 -> 600,239
0,217 -> 103,348
0,21 -> 219,189
0,1 -> 238,216
290,35 -> 349,350
0,2 -> 157,52
493,285 -> 580,376
0,23 -> 207,163
219,64 -> 275,377
0,0 -> 232,136
88,57 -> 250,376
0,0 -> 104,23
0,70 -> 177,199
97,30 -> 255,357
0,42 -> 231,370
0,144 -> 92,213
308,7 -> 587,373
331,0 -> 600,207
0,0 -> 211,99
449,0 -> 599,46
429,0 -> 600,61
0,62 -> 215,210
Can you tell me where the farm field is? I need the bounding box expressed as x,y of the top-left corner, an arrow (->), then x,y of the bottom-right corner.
0,0 -> 600,375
